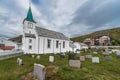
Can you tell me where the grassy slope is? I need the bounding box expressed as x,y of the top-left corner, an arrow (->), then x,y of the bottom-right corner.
0,53 -> 120,80
71,27 -> 120,45
9,35 -> 22,43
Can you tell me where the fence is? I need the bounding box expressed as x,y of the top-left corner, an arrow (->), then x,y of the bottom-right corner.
0,50 -> 23,60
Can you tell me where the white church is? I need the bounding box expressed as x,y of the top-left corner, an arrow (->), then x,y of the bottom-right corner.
22,6 -> 71,54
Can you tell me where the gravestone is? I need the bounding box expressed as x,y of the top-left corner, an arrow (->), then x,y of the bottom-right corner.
36,55 -> 40,59
60,54 -> 65,58
18,58 -> 23,66
49,56 -> 54,62
102,52 -> 109,55
115,51 -> 120,55
85,55 -> 92,59
80,56 -> 85,61
93,51 -> 98,54
32,55 -> 35,58
117,55 -> 120,59
69,60 -> 81,68
76,53 -> 80,57
104,56 -> 112,60
92,57 -> 99,63
17,57 -> 20,63
34,63 -> 45,80
68,54 -> 75,60
76,51 -> 80,54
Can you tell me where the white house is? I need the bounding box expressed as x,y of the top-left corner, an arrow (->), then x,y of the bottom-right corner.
72,42 -> 88,52
22,6 -> 70,54
0,38 -> 19,51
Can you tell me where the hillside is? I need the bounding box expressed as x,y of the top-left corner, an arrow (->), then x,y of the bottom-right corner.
71,27 -> 120,45
9,35 -> 22,43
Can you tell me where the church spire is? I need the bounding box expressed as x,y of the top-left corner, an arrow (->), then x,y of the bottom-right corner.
24,3 -> 36,23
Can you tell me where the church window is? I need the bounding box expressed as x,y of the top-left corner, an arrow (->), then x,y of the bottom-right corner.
28,22 -> 33,29
47,39 -> 51,48
63,41 -> 65,48
29,31 -> 31,34
56,41 -> 59,48
29,45 -> 32,49
29,39 -> 32,43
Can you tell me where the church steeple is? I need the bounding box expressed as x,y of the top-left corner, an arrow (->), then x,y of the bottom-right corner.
24,4 -> 36,23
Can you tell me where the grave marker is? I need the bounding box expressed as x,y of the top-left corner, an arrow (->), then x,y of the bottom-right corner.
36,55 -> 40,59
92,57 -> 100,63
34,63 -> 45,80
85,55 -> 92,59
49,56 -> 54,62
68,54 -> 75,60
69,60 -> 81,68
80,56 -> 85,61
32,55 -> 35,58
104,56 -> 112,60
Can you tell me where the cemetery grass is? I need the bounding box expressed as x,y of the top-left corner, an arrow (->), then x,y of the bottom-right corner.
0,53 -> 120,80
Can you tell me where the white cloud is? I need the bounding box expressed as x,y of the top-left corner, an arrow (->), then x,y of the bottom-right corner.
0,0 -> 120,38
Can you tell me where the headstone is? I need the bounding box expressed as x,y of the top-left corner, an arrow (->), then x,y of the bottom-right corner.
49,56 -> 54,62
104,56 -> 112,60
117,55 -> 120,59
60,54 -> 65,58
69,60 -> 81,68
32,55 -> 35,58
80,56 -> 85,61
17,57 -> 20,63
92,57 -> 99,63
115,51 -> 120,55
36,55 -> 40,59
68,54 -> 75,60
102,52 -> 109,55
34,63 -> 45,80
93,51 -> 98,54
85,55 -> 92,59
76,51 -> 80,54
76,53 -> 80,57
18,59 -> 23,66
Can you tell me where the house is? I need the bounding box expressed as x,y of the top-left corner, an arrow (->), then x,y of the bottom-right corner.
70,42 -> 88,53
0,38 -> 20,51
83,38 -> 94,46
22,6 -> 71,54
99,36 -> 110,45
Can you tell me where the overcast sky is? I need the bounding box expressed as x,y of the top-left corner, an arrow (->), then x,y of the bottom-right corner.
0,0 -> 120,38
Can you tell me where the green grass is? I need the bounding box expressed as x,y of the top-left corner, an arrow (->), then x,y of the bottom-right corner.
0,53 -> 120,80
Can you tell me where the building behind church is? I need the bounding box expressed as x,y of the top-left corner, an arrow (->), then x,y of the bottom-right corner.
22,6 -> 71,54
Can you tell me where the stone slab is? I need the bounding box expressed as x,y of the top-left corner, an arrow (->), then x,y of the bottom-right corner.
49,56 -> 54,62
80,56 -> 85,61
85,55 -> 92,59
69,60 -> 81,68
104,56 -> 112,60
34,63 -> 45,80
92,57 -> 100,63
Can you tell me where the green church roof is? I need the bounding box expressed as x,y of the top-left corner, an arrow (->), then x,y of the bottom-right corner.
24,6 -> 36,23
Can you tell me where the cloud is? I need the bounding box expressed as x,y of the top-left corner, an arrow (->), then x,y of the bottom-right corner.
0,0 -> 120,38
